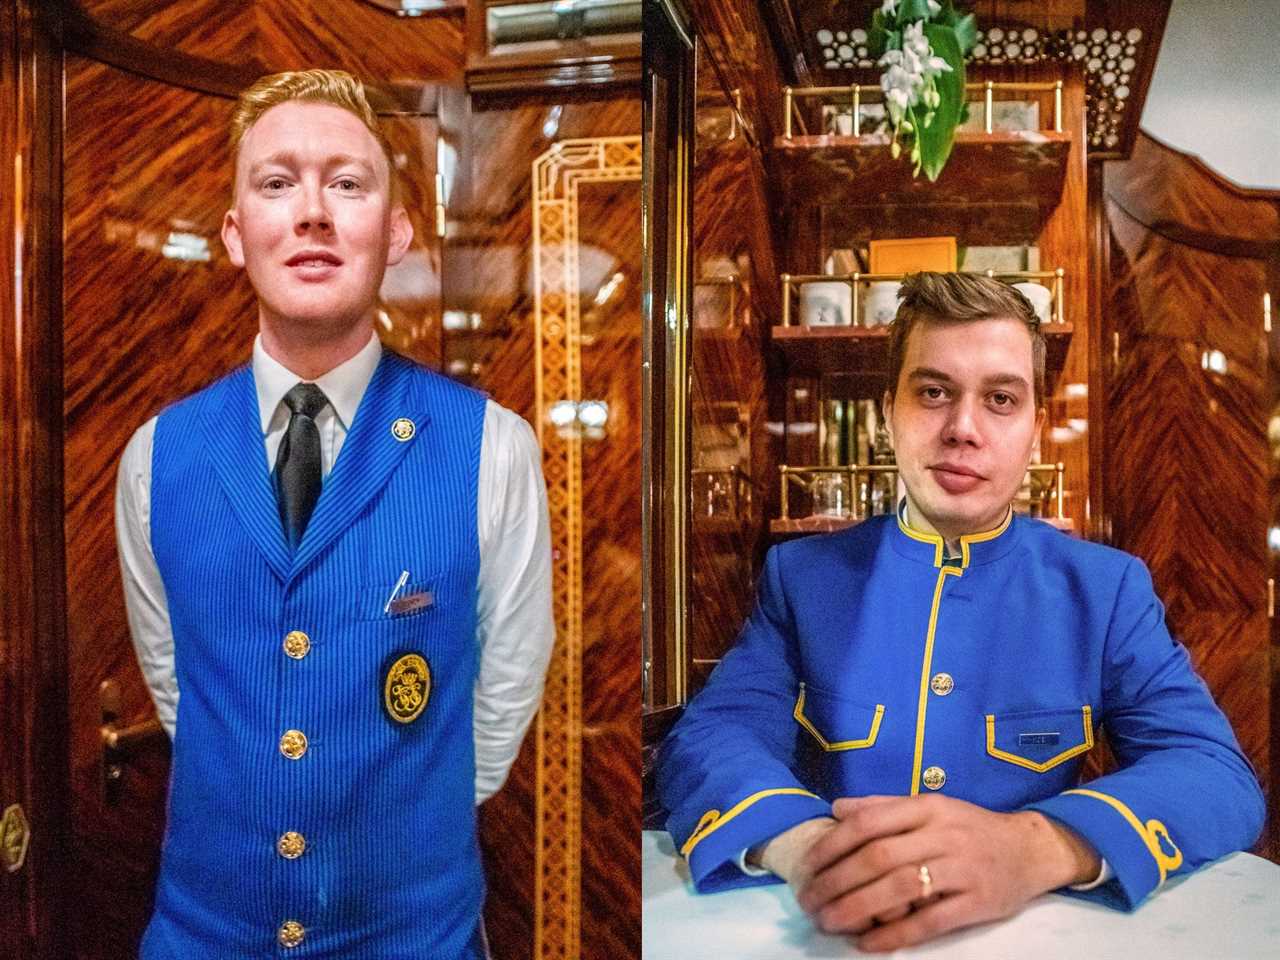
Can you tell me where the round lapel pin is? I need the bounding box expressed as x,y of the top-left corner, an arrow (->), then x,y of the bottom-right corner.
384,652 -> 431,724
391,418 -> 415,442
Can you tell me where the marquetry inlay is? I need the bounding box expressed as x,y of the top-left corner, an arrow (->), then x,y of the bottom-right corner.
531,135 -> 641,960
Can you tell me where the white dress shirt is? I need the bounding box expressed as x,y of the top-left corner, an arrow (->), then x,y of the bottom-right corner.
115,333 -> 555,803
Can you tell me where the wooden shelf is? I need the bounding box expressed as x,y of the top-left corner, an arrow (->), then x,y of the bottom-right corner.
770,131 -> 1072,210
770,322 -> 1073,379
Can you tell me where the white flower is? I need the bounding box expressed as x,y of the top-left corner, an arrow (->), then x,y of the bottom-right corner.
880,0 -> 898,16
927,0 -> 942,14
904,21 -> 931,58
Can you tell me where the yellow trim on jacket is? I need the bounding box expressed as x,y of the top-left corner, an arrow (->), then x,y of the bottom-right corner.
909,565 -> 963,794
679,788 -> 822,859
895,503 -> 1013,570
1062,787 -> 1184,885
793,685 -> 885,751
985,706 -> 1094,773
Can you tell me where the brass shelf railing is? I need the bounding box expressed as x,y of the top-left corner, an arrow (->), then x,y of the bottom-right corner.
778,462 -> 1066,523
780,269 -> 1067,328
783,80 -> 1063,139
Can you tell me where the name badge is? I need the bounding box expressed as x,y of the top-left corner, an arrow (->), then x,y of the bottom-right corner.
1019,732 -> 1060,746
388,591 -> 433,616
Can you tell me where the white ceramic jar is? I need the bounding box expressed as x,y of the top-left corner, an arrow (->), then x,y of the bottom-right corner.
864,280 -> 902,326
799,281 -> 853,326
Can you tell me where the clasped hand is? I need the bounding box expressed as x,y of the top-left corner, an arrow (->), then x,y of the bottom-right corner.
760,793 -> 1100,953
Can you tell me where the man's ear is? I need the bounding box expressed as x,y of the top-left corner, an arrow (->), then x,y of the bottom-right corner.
1034,404 -> 1047,443
385,205 -> 414,267
881,388 -> 895,447
222,209 -> 245,268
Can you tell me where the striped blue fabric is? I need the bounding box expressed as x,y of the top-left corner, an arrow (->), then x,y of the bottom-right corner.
143,351 -> 488,958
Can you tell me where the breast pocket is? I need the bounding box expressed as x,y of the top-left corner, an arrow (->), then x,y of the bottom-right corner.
985,705 -> 1094,773
793,682 -> 885,752
357,575 -> 444,622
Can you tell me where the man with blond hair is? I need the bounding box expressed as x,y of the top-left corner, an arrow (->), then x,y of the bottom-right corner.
116,69 -> 553,958
659,272 -> 1263,952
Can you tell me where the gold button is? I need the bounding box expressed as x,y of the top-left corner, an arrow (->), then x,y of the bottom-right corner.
279,730 -> 308,760
922,765 -> 946,790
278,920 -> 305,948
277,831 -> 306,859
930,672 -> 954,696
283,631 -> 311,659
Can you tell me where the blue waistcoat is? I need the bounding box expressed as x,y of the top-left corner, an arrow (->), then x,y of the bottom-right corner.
142,351 -> 488,958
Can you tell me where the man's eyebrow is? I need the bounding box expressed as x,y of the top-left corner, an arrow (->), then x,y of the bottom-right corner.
247,152 -> 378,178
907,367 -> 957,383
907,367 -> 1030,390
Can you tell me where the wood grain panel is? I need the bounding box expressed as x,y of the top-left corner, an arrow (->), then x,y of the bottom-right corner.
76,0 -> 465,83
455,96 -> 641,960
1,3 -> 72,958
1102,132 -> 1276,859
689,124 -> 769,676
62,56 -> 247,959
1033,64 -> 1091,535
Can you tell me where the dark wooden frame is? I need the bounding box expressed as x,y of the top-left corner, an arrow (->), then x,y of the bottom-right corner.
641,0 -> 694,711
1,2 -> 69,958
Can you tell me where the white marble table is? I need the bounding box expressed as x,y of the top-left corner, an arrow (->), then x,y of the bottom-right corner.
643,830 -> 1280,959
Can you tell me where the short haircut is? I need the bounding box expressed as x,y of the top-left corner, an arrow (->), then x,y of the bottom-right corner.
886,271 -> 1046,406
229,69 -> 398,201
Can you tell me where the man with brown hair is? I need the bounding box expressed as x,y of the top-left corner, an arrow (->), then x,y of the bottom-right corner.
116,70 -> 553,957
658,272 -> 1263,952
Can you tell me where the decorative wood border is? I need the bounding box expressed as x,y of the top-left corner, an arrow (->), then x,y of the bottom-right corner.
531,135 -> 641,960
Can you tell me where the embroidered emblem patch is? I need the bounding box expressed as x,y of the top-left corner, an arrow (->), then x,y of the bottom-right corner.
384,653 -> 431,724
390,418 -> 415,442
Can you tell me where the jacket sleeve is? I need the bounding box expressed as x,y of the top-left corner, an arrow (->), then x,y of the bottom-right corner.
656,544 -> 832,893
1025,556 -> 1265,910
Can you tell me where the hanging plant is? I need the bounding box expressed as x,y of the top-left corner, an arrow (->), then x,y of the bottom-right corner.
868,0 -> 977,181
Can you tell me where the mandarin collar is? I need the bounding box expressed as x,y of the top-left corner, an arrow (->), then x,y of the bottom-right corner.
890,500 -> 1020,568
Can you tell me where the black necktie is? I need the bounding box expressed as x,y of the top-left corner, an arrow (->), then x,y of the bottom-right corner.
274,382 -> 329,549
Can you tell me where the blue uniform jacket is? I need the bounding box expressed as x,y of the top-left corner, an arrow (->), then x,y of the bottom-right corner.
658,511 -> 1264,910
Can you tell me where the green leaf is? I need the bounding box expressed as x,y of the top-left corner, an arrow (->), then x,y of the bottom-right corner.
951,12 -> 978,53
868,17 -> 889,58
916,23 -> 966,180
898,0 -> 934,22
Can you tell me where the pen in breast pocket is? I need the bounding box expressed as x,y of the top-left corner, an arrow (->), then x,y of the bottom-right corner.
384,570 -> 410,613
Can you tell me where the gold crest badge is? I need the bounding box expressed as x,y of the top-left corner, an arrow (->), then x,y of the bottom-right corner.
384,653 -> 431,724
390,418 -> 415,442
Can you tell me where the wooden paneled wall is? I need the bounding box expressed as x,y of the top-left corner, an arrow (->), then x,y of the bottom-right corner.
680,1 -> 791,686
77,0 -> 465,81
455,95 -> 642,960
1101,130 -> 1280,860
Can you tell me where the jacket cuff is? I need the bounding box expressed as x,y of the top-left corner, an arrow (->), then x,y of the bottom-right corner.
1026,788 -> 1182,910
681,789 -> 832,893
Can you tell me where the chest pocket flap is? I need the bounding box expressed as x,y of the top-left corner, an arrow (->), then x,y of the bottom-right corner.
794,682 -> 884,752
985,705 -> 1093,773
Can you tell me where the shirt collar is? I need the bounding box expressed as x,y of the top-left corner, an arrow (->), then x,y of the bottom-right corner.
253,332 -> 382,434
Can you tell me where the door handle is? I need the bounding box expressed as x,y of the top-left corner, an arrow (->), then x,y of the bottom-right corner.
99,679 -> 167,802
2,803 -> 30,874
